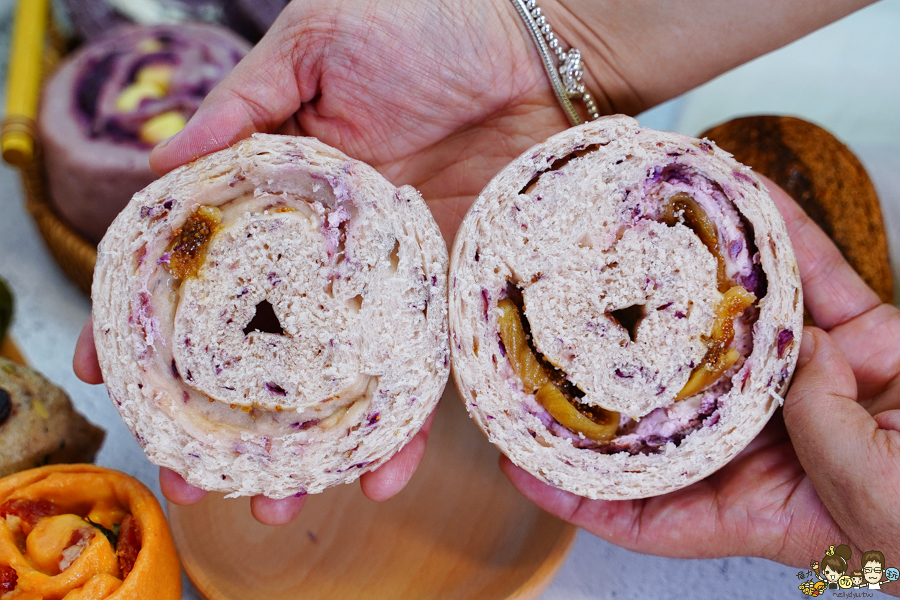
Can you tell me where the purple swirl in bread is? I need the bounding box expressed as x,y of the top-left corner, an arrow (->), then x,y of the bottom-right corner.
39,24 -> 249,243
61,0 -> 288,42
92,134 -> 449,498
450,116 -> 803,500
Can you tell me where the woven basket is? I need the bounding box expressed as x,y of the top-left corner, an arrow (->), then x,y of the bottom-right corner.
4,116 -> 98,295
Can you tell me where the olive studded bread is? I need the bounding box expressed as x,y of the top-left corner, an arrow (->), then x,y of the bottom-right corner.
0,357 -> 105,477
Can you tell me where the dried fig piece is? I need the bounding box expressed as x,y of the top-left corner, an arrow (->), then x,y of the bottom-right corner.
497,298 -> 619,440
676,286 -> 756,400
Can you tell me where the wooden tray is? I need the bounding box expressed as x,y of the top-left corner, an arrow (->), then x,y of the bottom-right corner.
169,387 -> 577,600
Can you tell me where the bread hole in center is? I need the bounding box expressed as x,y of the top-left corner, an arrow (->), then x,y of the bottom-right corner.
389,239 -> 400,272
243,300 -> 284,336
608,304 -> 645,341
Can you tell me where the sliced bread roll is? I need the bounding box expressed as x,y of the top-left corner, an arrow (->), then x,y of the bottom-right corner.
450,116 -> 803,499
92,134 -> 449,498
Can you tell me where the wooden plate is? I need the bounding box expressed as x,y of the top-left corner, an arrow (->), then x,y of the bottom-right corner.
169,387 -> 577,600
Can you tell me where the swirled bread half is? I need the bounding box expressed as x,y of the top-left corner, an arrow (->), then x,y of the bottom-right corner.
450,116 -> 803,499
93,134 -> 450,498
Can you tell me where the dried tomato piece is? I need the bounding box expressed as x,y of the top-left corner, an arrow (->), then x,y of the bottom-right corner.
115,515 -> 141,579
59,527 -> 94,572
0,499 -> 61,527
0,564 -> 17,592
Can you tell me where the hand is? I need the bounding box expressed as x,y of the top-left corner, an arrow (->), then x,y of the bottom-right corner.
77,0 -> 874,524
76,0 -> 559,527
146,0 -> 874,243
147,0 -> 569,245
502,177 -> 900,591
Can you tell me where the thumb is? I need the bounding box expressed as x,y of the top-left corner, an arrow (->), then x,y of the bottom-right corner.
149,15 -> 318,175
783,327 -> 873,504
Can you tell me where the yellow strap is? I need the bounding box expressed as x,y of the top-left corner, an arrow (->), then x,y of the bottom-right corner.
2,0 -> 49,166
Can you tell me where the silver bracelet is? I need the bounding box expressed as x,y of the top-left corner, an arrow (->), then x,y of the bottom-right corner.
510,0 -> 599,125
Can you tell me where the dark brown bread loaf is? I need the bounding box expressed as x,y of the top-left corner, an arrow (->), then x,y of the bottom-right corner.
701,116 -> 893,304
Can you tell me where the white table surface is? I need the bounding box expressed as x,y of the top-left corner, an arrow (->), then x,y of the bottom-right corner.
1,1 -> 898,598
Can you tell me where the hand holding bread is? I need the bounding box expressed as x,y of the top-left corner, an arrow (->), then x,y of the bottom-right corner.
502,179 -> 900,573
68,0 -> 900,574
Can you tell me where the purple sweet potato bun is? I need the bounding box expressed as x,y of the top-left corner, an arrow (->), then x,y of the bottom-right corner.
92,134 -> 449,497
39,23 -> 249,243
61,0 -> 289,42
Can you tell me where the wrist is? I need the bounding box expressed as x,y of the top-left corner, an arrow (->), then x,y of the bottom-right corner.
506,0 -> 595,123
534,0 -> 646,116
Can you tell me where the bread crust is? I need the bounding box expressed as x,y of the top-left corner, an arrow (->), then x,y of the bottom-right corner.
449,116 -> 803,499
93,134 -> 449,498
0,358 -> 105,477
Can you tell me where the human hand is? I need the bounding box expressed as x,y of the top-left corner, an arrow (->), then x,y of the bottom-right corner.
75,0 -> 557,526
145,0 -> 874,243
76,0 -> 874,525
147,0 -> 571,244
501,176 -> 900,590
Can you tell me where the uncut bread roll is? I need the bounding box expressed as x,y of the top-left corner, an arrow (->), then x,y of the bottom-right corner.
450,116 -> 803,500
0,357 -> 105,478
92,134 -> 449,498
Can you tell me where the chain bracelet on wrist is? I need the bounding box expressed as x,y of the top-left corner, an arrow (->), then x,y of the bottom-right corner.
510,0 -> 599,126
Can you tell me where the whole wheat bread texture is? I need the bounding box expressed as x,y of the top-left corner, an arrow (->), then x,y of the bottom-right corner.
93,134 -> 449,498
449,116 -> 803,499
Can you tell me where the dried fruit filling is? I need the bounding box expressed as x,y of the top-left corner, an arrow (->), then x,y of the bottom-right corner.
661,192 -> 731,292
0,497 -> 140,589
165,205 -> 222,280
498,184 -> 759,452
498,299 -> 619,442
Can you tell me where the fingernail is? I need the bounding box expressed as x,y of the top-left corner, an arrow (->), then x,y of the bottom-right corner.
797,329 -> 815,368
154,132 -> 177,152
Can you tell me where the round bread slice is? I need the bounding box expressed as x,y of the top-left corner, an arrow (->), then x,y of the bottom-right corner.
92,134 -> 449,498
450,116 -> 803,500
